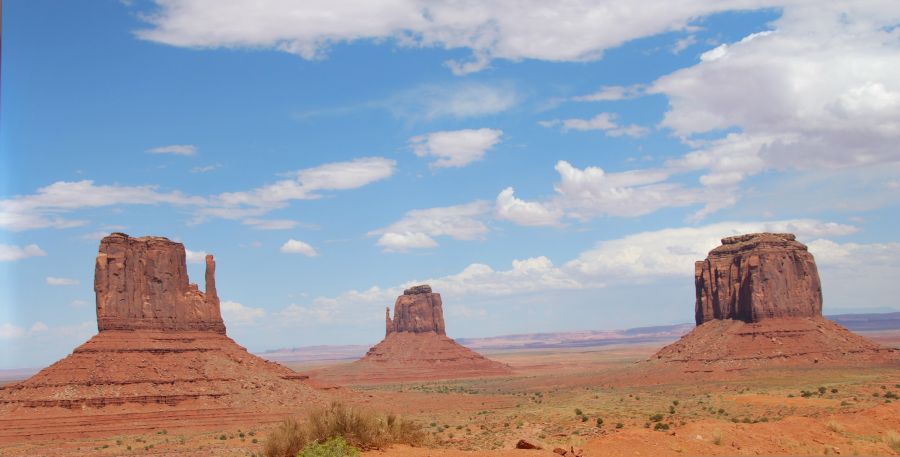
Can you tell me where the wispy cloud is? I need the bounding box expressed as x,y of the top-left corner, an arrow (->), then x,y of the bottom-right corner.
146,144 -> 197,156
539,113 -> 647,137
46,277 -> 80,286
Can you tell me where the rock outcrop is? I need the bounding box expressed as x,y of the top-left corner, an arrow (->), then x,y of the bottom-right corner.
0,233 -> 328,441
694,233 -> 822,325
312,285 -> 512,384
652,232 -> 896,371
95,233 -> 225,333
385,285 -> 446,335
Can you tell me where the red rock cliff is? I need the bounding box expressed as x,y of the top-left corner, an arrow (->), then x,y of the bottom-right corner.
386,285 -> 446,335
694,232 -> 822,325
94,233 -> 226,333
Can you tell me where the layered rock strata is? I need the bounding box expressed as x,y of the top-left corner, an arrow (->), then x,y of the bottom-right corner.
694,233 -> 822,325
386,285 -> 446,335
95,233 -> 225,333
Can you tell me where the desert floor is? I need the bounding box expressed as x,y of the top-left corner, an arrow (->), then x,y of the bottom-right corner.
0,333 -> 898,456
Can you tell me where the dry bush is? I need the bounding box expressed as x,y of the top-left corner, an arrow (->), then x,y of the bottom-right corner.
712,429 -> 724,446
265,418 -> 308,457
885,430 -> 900,452
265,402 -> 426,457
826,420 -> 845,433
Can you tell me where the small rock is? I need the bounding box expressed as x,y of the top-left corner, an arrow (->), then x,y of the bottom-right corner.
515,439 -> 542,450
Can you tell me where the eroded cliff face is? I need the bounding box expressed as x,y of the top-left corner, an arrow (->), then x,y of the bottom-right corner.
385,284 -> 446,335
94,233 -> 225,333
694,232 -> 823,325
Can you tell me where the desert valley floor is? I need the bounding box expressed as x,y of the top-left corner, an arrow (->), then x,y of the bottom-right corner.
1,330 -> 898,457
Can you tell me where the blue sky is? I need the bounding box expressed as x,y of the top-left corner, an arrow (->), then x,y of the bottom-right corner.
2,0 -> 899,369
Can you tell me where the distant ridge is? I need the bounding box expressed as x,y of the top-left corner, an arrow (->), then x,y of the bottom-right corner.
258,311 -> 900,364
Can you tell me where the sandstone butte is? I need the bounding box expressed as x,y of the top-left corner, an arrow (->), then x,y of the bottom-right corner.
0,233 -> 330,442
653,232 -> 897,370
311,285 -> 512,384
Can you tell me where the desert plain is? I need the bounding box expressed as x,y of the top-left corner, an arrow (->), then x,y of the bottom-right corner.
0,330 -> 898,456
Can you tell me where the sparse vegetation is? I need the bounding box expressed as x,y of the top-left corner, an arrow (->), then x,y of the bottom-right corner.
826,420 -> 845,433
650,413 -> 664,422
654,422 -> 669,431
885,430 -> 900,452
264,402 -> 426,457
297,436 -> 360,457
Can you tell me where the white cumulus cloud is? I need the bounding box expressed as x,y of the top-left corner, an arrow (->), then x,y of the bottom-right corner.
370,201 -> 491,252
221,300 -> 266,325
410,128 -> 503,168
0,244 -> 47,261
280,239 -> 318,257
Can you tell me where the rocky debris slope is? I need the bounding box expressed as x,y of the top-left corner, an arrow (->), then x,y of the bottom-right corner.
0,233 -> 329,441
312,285 -> 512,384
653,232 -> 896,370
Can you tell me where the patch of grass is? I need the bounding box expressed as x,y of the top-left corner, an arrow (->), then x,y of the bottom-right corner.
574,408 -> 583,416
653,423 -> 669,431
264,402 -> 426,457
649,413 -> 664,422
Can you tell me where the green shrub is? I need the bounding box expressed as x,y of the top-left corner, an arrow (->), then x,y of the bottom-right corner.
615,423 -> 623,429
596,418 -> 604,427
574,408 -> 583,416
649,414 -> 664,422
580,415 -> 588,422
298,437 -> 360,457
654,423 -> 669,431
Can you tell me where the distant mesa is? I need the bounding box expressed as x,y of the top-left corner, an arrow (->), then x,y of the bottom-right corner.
0,233 -> 327,441
311,284 -> 512,384
653,232 -> 897,369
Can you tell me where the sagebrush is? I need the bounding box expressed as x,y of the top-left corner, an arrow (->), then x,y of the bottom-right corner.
264,402 -> 427,457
